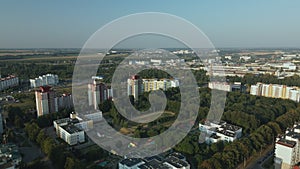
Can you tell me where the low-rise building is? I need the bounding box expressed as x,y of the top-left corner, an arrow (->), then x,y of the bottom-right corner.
53,111 -> 102,145
119,158 -> 145,169
119,152 -> 190,169
59,124 -> 85,146
199,120 -> 242,144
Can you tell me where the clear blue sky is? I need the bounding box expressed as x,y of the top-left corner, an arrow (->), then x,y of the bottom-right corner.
1,0 -> 300,48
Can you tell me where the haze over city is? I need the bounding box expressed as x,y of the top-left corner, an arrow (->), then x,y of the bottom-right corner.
1,1 -> 300,169
1,0 -> 300,48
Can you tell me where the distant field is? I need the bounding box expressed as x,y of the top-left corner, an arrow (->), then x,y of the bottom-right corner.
0,52 -> 128,62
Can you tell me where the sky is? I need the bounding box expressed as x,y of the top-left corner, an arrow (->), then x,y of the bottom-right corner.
0,0 -> 300,48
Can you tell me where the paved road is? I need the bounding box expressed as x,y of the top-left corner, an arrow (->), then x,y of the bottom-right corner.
246,150 -> 274,169
18,133 -> 44,163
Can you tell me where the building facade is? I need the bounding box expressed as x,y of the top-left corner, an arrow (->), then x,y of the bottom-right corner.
0,75 -> 19,91
88,79 -> 111,110
54,112 -> 102,145
208,82 -> 242,92
127,75 -> 143,100
199,120 -> 242,144
119,152 -> 190,169
250,83 -> 300,102
127,75 -> 179,100
35,86 -> 73,117
35,86 -> 56,117
30,74 -> 58,88
275,123 -> 300,169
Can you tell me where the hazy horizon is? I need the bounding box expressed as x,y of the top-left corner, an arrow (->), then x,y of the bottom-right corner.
1,1 -> 300,48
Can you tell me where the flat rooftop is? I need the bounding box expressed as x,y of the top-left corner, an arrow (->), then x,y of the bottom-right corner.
120,158 -> 144,167
222,124 -> 242,132
139,159 -> 171,169
54,118 -> 79,125
164,156 -> 189,168
276,138 -> 296,148
61,124 -> 82,134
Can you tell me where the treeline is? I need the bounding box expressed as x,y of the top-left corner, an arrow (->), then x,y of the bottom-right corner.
224,91 -> 296,133
23,122 -> 84,169
0,62 -> 74,79
163,88 -> 298,168
4,105 -> 72,130
228,73 -> 300,87
199,107 -> 300,169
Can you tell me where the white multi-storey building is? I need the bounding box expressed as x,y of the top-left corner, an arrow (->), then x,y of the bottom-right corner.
199,120 -> 242,144
250,84 -> 260,95
275,123 -> 300,169
54,111 -> 102,145
30,74 -> 58,88
0,75 -> 19,91
119,158 -> 145,169
59,124 -> 85,146
35,86 -> 73,117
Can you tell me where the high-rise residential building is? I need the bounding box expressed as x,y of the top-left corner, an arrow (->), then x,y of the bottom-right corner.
88,79 -> 110,110
30,74 -> 59,88
56,93 -> 73,110
35,86 -> 73,117
0,75 -> 19,91
35,86 -> 56,117
127,75 -> 143,100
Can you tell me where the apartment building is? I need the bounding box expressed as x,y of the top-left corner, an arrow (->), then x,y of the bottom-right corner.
88,79 -> 112,110
275,123 -> 300,169
0,75 -> 19,91
127,75 -> 179,100
30,74 -> 58,88
250,83 -> 300,102
35,86 -> 73,117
